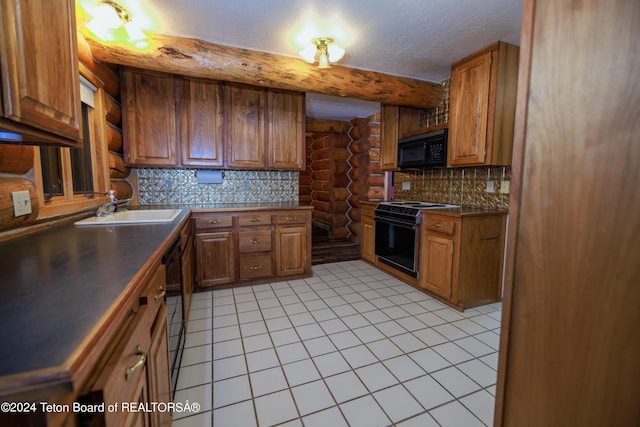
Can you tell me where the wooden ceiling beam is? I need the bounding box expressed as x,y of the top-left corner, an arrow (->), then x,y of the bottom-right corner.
83,33 -> 443,109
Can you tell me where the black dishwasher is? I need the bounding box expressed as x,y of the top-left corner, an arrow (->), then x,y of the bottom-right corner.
163,238 -> 185,399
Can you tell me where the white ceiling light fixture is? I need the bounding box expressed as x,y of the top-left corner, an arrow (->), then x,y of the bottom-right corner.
85,0 -> 147,45
299,37 -> 345,69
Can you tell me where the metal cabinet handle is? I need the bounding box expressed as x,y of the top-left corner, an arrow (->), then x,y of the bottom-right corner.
249,218 -> 261,222
433,223 -> 442,228
251,265 -> 263,270
286,216 -> 296,221
125,346 -> 146,380
155,286 -> 166,302
208,219 -> 221,224
250,239 -> 260,244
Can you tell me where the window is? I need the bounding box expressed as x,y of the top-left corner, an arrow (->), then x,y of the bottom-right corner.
35,75 -> 109,217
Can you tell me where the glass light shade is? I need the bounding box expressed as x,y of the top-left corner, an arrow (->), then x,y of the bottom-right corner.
327,44 -> 345,62
124,20 -> 146,41
299,44 -> 317,63
85,3 -> 122,41
317,51 -> 331,69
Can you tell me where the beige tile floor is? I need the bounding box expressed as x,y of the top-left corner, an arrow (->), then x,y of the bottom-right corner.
171,260 -> 501,427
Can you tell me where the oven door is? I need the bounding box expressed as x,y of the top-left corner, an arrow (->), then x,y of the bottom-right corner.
374,215 -> 420,277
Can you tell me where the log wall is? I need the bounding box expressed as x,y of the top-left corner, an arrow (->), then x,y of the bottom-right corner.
78,32 -> 134,204
0,34 -> 133,237
346,118 -> 378,242
304,120 -> 353,240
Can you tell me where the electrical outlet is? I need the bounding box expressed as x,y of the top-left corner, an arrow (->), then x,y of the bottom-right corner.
500,180 -> 511,194
12,191 -> 32,217
402,182 -> 411,190
486,180 -> 495,193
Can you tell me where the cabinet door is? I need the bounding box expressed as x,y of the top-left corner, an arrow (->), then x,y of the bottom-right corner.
196,232 -> 236,287
226,84 -> 266,169
448,50 -> 492,166
123,70 -> 178,166
360,219 -> 375,263
180,237 -> 195,325
268,90 -> 305,170
0,0 -> 80,142
380,104 -> 399,171
147,305 -> 171,427
276,226 -> 308,276
180,79 -> 224,167
422,234 -> 455,300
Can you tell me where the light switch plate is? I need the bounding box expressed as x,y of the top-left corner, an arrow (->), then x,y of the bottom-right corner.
486,180 -> 495,193
500,180 -> 511,194
12,191 -> 32,217
402,182 -> 411,190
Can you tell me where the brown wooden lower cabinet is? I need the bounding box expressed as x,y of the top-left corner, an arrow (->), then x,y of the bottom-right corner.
276,226 -> 308,276
419,211 -> 506,310
193,207 -> 312,289
80,263 -> 171,427
147,304 -> 171,427
195,231 -> 236,288
360,202 -> 377,263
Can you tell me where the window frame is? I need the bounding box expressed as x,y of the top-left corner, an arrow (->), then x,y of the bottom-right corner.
34,70 -> 110,218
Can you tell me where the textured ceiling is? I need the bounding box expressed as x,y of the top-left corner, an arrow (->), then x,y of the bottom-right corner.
129,0 -> 523,119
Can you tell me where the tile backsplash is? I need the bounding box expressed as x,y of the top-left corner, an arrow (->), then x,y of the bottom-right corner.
136,168 -> 299,205
394,166 -> 511,209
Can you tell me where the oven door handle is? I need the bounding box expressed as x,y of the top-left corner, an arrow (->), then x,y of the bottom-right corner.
374,216 -> 417,230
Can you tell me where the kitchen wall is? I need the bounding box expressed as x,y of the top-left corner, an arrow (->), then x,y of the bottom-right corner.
392,78 -> 511,210
136,168 -> 299,205
394,166 -> 511,209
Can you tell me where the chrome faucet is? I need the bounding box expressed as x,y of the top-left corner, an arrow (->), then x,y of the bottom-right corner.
96,203 -> 116,217
96,190 -> 119,217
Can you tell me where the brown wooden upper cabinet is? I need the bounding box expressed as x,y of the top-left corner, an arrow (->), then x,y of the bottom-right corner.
0,0 -> 82,146
226,83 -> 267,169
226,84 -> 305,170
448,41 -> 519,167
268,89 -> 305,170
180,78 -> 225,168
122,69 -> 178,167
121,71 -> 305,170
379,105 -> 428,171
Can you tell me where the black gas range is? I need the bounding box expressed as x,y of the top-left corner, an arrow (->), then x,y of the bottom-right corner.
373,201 -> 459,277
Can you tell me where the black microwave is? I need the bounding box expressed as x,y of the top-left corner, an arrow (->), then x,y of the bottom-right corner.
397,128 -> 448,168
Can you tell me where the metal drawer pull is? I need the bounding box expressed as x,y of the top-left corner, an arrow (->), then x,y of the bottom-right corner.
286,216 -> 296,221
208,219 -> 221,224
250,239 -> 260,244
155,286 -> 166,302
251,265 -> 263,270
433,223 -> 443,228
125,346 -> 146,380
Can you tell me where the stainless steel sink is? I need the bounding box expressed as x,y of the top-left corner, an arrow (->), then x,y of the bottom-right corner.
74,209 -> 181,226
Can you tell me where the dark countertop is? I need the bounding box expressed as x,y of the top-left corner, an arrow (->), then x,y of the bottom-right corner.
0,202 -> 308,394
0,209 -> 190,380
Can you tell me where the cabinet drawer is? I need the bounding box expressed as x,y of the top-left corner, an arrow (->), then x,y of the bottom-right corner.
276,212 -> 308,225
194,214 -> 233,229
238,229 -> 272,253
424,216 -> 458,235
87,308 -> 152,426
140,266 -> 167,326
238,213 -> 271,226
239,253 -> 273,279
